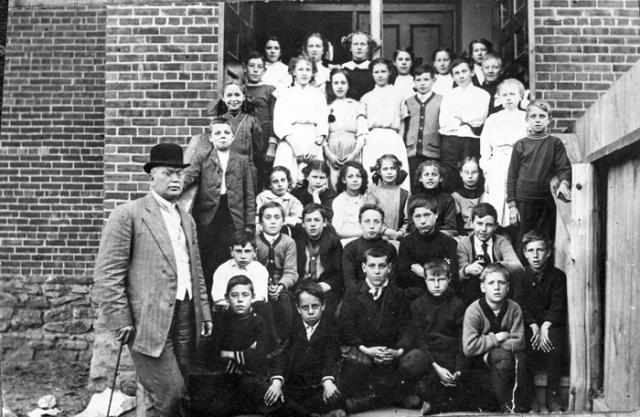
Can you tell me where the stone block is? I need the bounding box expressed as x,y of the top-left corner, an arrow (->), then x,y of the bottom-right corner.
0,292 -> 18,307
43,305 -> 73,322
0,306 -> 15,320
26,296 -> 51,309
11,309 -> 43,329
44,319 -> 93,334
50,293 -> 84,307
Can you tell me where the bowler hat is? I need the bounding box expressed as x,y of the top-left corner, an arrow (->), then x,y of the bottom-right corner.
143,143 -> 190,173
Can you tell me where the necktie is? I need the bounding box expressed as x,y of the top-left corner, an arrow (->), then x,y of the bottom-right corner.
267,243 -> 276,285
481,242 -> 491,264
370,286 -> 382,301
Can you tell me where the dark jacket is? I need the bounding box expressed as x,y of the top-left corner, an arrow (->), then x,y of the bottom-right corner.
292,227 -> 344,295
512,264 -> 568,327
339,280 -> 411,350
276,317 -> 341,387
342,237 -> 398,290
407,290 -> 466,372
182,135 -> 255,230
408,187 -> 457,234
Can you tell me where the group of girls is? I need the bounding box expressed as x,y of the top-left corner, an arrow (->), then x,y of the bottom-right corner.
201,31 -> 541,245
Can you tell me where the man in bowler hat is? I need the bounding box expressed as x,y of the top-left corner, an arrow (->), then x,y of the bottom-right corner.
93,143 -> 213,416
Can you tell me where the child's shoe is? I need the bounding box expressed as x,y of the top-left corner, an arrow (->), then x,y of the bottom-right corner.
345,393 -> 379,413
421,401 -> 432,415
400,394 -> 422,409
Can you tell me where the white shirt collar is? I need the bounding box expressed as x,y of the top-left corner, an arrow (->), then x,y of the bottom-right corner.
343,60 -> 370,70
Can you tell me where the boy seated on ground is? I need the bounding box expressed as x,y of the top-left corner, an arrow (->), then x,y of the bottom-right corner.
275,281 -> 346,417
207,276 -> 283,417
462,263 -> 528,412
211,231 -> 269,310
338,247 -> 412,414
457,203 -> 523,305
398,259 -> 466,415
397,196 -> 459,300
512,230 -> 568,413
255,201 -> 299,340
292,203 -> 344,318
342,204 -> 398,290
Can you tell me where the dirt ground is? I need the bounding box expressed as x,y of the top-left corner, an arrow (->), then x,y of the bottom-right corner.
2,359 -> 91,417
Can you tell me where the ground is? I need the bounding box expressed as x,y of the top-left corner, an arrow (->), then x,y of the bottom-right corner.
2,359 -> 91,417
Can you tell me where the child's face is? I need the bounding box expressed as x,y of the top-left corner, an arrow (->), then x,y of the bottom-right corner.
433,51 -> 452,75
372,63 -> 390,86
296,291 -> 325,326
302,209 -> 327,240
230,243 -> 256,268
481,272 -> 509,305
414,72 -> 435,95
499,84 -> 522,111
306,35 -> 324,63
226,284 -> 254,315
420,165 -> 441,189
294,59 -> 313,86
361,255 -> 390,287
210,122 -> 234,151
425,272 -> 450,297
331,72 -> 349,99
526,106 -> 551,134
460,161 -> 480,188
472,214 -> 497,242
245,58 -> 265,84
471,42 -> 488,64
482,58 -> 502,82
222,84 -> 245,112
394,51 -> 412,75
269,171 -> 289,196
307,169 -> 328,191
379,159 -> 398,185
343,166 -> 363,194
350,34 -> 369,62
523,240 -> 551,272
451,62 -> 472,87
265,40 -> 281,63
260,207 -> 284,236
359,209 -> 383,239
412,207 -> 437,235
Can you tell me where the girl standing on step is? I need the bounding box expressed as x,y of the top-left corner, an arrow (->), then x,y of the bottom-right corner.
431,47 -> 456,96
302,32 -> 332,92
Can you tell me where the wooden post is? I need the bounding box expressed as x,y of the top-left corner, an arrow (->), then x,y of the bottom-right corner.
370,0 -> 382,58
567,163 -> 601,412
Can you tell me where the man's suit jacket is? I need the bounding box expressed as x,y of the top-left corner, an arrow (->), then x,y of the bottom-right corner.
276,317 -> 340,387
180,134 -> 255,230
292,227 -> 344,295
93,193 -> 212,358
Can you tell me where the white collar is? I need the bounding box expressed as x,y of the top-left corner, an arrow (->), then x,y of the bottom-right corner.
343,60 -> 370,70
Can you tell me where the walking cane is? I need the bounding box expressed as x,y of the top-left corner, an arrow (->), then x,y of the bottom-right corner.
106,339 -> 124,417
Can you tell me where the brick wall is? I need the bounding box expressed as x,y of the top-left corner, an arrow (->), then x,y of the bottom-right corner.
104,3 -> 219,212
0,5 -> 106,361
533,0 -> 640,131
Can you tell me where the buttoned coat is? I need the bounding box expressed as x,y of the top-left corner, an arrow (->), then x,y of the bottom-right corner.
93,193 -> 212,358
180,134 -> 255,230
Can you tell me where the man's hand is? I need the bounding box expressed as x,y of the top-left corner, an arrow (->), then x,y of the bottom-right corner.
495,331 -> 510,343
360,345 -> 387,360
538,321 -> 554,352
264,378 -> 284,407
432,363 -> 457,386
201,320 -> 212,337
115,325 -> 135,344
322,379 -> 341,403
529,323 -> 540,349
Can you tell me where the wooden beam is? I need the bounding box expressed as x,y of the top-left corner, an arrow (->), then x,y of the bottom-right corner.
567,163 -> 602,412
370,0 -> 382,58
556,133 -> 584,164
586,126 -> 640,164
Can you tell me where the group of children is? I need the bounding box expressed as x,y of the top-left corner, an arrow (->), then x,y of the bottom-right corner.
177,32 -> 573,416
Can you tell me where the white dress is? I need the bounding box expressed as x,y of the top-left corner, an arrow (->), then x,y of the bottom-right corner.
479,109 -> 528,226
263,61 -> 291,96
273,84 -> 329,184
393,74 -> 416,100
433,73 -> 454,96
360,85 -> 411,192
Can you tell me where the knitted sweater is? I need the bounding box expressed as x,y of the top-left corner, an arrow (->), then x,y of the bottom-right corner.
255,233 -> 299,290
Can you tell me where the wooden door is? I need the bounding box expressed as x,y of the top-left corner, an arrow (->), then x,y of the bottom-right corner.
603,156 -> 640,411
358,10 -> 455,66
224,2 -> 256,81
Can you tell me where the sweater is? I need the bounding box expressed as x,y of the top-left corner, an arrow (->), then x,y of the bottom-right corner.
342,236 -> 398,290
339,280 -> 412,350
245,83 -> 277,154
409,187 -> 457,234
397,230 -> 459,298
290,186 -> 336,220
511,264 -> 568,327
451,186 -> 483,234
506,134 -> 572,203
462,298 -> 525,358
255,233 -> 299,290
212,309 -> 279,377
292,227 -> 344,295
404,93 -> 442,159
408,290 -> 466,371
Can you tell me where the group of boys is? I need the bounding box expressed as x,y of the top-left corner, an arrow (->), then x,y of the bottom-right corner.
201,193 -> 568,416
